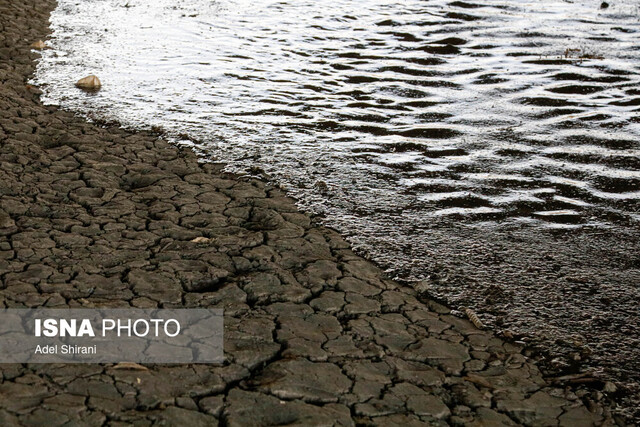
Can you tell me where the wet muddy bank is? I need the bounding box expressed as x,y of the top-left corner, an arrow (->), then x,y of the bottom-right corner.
395,224 -> 640,421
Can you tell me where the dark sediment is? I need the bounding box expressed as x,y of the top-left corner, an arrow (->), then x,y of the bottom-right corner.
0,0 -> 628,425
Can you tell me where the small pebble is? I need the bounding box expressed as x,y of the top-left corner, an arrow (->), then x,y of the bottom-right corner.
30,40 -> 46,49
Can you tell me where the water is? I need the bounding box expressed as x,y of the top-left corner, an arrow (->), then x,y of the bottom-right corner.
35,0 -> 640,405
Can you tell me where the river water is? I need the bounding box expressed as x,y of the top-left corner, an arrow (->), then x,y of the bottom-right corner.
35,0 -> 640,411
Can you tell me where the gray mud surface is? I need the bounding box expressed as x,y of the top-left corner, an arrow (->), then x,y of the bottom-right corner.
0,0 -> 635,425
395,224 -> 640,423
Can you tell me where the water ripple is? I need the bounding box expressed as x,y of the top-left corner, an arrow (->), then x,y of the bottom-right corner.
35,0 -> 640,279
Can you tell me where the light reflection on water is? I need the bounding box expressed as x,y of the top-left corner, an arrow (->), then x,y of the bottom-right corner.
35,0 -> 640,279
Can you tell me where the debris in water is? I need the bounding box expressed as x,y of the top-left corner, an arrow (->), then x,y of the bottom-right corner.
314,180 -> 328,194
564,48 -> 582,58
563,48 -> 604,61
465,308 -> 485,330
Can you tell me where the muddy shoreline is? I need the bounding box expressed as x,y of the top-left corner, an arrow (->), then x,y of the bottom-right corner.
0,0 -> 634,425
396,224 -> 640,422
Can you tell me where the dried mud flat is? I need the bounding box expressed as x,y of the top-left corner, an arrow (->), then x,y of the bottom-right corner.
0,0 -> 631,425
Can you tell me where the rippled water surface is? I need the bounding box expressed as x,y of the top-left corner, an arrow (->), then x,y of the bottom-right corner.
35,0 -> 640,406
36,0 -> 640,255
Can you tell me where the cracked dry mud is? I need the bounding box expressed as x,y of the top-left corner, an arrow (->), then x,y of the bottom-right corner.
0,1 -> 622,425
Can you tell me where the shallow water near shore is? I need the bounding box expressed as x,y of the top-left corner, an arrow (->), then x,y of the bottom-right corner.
34,0 -> 640,408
